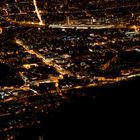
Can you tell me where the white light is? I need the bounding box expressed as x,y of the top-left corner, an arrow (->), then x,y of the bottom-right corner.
33,0 -> 43,25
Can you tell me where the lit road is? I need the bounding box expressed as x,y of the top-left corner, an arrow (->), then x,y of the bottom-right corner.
4,17 -> 45,27
15,39 -> 73,77
15,38 -> 73,96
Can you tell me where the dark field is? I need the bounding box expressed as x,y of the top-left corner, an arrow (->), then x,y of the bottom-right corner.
14,77 -> 139,140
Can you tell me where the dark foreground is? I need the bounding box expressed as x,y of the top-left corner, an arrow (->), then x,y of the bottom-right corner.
15,77 -> 139,140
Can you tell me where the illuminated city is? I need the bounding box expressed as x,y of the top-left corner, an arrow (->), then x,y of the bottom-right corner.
0,0 -> 140,139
